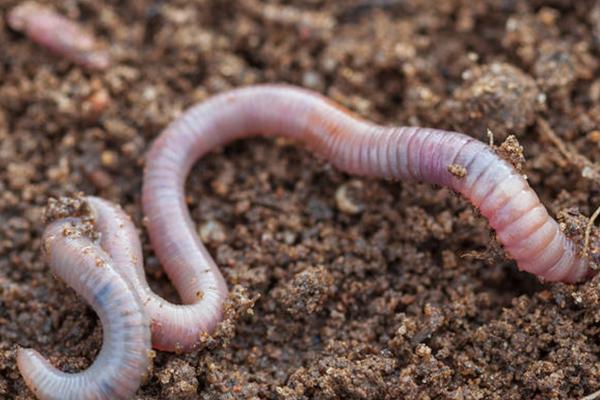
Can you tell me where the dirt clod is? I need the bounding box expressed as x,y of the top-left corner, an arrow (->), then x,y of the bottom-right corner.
496,135 -> 526,173
272,265 -> 335,318
447,163 -> 467,178
447,62 -> 542,139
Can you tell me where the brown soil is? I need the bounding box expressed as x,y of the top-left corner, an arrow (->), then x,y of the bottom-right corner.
1,1 -> 600,399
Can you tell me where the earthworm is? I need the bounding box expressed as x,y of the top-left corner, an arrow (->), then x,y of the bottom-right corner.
18,219 -> 151,400
6,2 -> 110,70
86,196 -> 224,352
141,85 -> 590,347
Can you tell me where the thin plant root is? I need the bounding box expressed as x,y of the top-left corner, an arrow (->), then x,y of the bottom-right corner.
537,118 -> 600,259
583,203 -> 600,257
537,118 -> 600,185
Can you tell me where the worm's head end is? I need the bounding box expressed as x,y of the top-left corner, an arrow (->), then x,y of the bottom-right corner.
6,6 -> 28,31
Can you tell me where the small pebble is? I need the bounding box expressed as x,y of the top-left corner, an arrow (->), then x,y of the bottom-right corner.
199,220 -> 227,244
335,180 -> 364,215
101,150 -> 119,169
587,130 -> 600,143
82,89 -> 110,121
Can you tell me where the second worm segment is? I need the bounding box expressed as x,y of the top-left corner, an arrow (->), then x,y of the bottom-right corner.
18,219 -> 152,400
6,2 -> 110,70
140,84 -> 590,350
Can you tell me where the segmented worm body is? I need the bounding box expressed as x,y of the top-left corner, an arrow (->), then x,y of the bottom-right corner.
7,2 -> 110,70
18,219 -> 151,400
86,196 -> 224,352
19,83 -> 591,399
142,85 -> 589,352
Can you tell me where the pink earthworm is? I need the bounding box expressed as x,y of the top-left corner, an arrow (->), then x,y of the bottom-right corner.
6,2 -> 110,70
18,219 -> 151,400
140,84 -> 590,351
85,195 -> 225,352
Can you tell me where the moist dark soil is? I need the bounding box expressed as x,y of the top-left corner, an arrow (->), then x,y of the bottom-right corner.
1,1 -> 600,399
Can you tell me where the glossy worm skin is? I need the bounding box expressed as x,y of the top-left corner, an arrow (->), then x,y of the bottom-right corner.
18,219 -> 151,400
86,196 -> 225,352
7,2 -> 110,70
142,86 -> 589,349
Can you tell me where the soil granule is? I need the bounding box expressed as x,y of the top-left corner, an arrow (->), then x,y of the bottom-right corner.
1,1 -> 600,399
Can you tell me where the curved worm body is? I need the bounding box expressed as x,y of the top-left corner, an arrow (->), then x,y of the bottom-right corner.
142,85 -> 588,349
7,2 -> 110,70
142,86 -> 589,347
18,219 -> 151,400
86,196 -> 223,352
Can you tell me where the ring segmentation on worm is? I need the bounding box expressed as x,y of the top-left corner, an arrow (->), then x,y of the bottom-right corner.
143,84 -> 590,304
22,84 -> 593,399
18,219 -> 152,400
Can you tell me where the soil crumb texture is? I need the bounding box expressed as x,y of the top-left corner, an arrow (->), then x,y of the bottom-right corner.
1,1 -> 600,399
